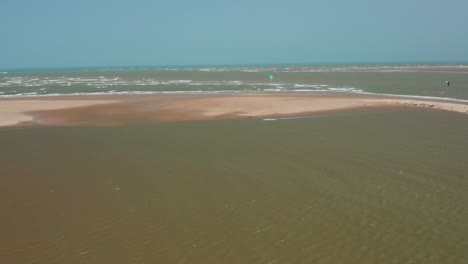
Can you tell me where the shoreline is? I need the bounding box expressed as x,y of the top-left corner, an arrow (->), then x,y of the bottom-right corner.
0,93 -> 467,128
1,90 -> 468,103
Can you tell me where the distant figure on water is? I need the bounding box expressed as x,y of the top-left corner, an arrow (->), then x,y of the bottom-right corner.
446,81 -> 450,87
269,73 -> 275,81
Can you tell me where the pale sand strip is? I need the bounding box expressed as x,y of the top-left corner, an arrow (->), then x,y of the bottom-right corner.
161,97 -> 384,116
0,95 -> 467,127
0,100 -> 118,127
160,96 -> 468,117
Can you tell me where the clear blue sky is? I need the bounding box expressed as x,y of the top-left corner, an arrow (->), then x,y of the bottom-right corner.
1,0 -> 467,69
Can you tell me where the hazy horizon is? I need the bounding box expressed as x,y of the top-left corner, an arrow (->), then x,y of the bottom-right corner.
3,61 -> 468,72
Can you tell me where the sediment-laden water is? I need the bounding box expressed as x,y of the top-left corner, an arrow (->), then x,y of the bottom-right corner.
1,109 -> 467,263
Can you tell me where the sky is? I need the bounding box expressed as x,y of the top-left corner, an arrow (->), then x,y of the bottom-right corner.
1,0 -> 468,69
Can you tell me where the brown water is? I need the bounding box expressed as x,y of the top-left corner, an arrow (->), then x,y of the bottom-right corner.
1,109 -> 468,263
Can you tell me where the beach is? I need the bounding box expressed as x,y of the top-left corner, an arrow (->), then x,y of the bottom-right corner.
1,93 -> 467,127
3,0 -> 468,260
1,66 -> 468,263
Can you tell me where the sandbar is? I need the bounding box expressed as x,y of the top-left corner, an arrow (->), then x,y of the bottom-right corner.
0,94 -> 466,127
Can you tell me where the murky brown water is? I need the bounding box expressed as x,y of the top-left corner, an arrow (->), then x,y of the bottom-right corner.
1,109 -> 467,263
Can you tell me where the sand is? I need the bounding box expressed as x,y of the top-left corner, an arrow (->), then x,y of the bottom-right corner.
0,94 -> 467,127
0,100 -> 119,127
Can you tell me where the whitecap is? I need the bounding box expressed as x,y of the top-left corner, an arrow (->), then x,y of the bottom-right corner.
264,89 -> 283,92
355,91 -> 468,103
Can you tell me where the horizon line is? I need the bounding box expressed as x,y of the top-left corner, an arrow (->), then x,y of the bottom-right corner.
2,60 -> 468,72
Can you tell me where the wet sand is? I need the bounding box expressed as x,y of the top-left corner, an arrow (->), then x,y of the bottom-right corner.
1,93 -> 467,127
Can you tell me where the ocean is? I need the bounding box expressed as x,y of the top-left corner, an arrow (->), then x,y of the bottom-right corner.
1,64 -> 468,100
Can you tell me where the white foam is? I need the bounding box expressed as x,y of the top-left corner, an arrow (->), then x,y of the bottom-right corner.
264,89 -> 284,92
1,92 -> 39,97
328,87 -> 360,92
290,89 -> 330,92
1,89 -> 467,104
1,68 -> 467,103
165,80 -> 192,84
355,91 -> 468,103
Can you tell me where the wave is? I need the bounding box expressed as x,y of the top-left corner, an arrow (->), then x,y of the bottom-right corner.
355,91 -> 468,103
153,65 -> 468,73
1,89 -> 468,104
0,76 -> 356,92
0,89 -> 328,98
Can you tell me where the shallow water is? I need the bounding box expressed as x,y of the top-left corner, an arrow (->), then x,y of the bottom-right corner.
1,109 -> 467,263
